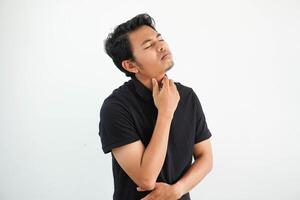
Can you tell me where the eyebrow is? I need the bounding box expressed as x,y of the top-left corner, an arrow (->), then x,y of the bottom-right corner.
141,33 -> 162,46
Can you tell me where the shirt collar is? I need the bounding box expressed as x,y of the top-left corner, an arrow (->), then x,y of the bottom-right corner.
131,76 -> 153,101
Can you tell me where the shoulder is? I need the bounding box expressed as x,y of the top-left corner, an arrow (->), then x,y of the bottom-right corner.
173,81 -> 203,111
100,80 -> 134,115
174,81 -> 197,98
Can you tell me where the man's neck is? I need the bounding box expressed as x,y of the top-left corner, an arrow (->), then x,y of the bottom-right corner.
134,74 -> 166,91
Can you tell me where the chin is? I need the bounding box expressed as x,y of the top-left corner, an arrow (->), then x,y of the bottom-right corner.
165,61 -> 174,72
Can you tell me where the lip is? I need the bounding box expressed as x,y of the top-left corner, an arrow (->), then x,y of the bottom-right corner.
161,52 -> 172,60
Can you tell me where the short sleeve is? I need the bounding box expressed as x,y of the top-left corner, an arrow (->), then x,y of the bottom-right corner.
192,90 -> 212,144
98,100 -> 140,154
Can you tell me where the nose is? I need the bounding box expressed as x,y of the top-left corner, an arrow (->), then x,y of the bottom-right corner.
157,42 -> 165,52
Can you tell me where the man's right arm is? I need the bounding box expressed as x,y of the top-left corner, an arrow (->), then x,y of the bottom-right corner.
112,113 -> 172,190
112,76 -> 180,190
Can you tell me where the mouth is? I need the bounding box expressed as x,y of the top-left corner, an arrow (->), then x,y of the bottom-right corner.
161,52 -> 172,60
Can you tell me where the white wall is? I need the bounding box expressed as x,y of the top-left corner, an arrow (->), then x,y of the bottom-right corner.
1,0 -> 299,199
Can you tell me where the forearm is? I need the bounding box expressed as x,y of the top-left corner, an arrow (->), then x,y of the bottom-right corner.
174,155 -> 213,197
140,112 -> 172,182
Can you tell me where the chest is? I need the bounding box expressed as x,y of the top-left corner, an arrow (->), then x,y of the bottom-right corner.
130,99 -> 196,150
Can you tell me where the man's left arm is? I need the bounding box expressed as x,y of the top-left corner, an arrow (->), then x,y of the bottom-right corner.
174,138 -> 213,198
138,138 -> 213,199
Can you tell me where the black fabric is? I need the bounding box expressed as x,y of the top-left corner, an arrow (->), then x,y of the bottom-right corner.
98,77 -> 212,200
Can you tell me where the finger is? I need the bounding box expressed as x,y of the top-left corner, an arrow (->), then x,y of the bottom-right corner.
152,78 -> 159,95
136,187 -> 146,192
162,75 -> 169,89
164,75 -> 169,87
169,79 -> 176,89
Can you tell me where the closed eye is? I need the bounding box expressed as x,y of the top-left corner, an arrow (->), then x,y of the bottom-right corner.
142,33 -> 165,50
144,44 -> 152,49
158,34 -> 164,41
144,39 -> 164,50
158,35 -> 164,41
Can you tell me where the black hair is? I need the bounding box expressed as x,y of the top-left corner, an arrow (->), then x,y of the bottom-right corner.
104,13 -> 156,78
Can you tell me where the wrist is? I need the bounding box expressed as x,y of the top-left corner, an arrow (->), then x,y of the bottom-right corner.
172,181 -> 184,199
158,111 -> 174,120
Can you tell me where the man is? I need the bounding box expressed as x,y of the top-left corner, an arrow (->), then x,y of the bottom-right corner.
98,13 -> 213,200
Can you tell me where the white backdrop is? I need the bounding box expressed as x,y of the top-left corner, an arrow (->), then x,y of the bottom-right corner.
1,0 -> 299,199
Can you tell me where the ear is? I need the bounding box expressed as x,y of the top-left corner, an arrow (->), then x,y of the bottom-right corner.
121,60 -> 139,74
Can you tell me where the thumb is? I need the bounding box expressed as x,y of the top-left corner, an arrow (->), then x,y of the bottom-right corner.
152,78 -> 158,95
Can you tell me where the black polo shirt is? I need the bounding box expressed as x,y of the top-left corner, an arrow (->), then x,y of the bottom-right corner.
98,76 -> 212,200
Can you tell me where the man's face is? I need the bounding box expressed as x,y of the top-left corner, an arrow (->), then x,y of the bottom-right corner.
128,25 -> 174,79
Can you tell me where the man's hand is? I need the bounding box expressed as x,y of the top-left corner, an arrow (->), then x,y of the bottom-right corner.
137,182 -> 182,200
152,76 -> 180,119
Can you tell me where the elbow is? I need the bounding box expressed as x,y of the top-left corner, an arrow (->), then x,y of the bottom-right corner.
208,157 -> 213,172
199,155 -> 213,173
208,163 -> 213,173
140,183 -> 155,191
203,153 -> 213,172
138,177 -> 156,191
